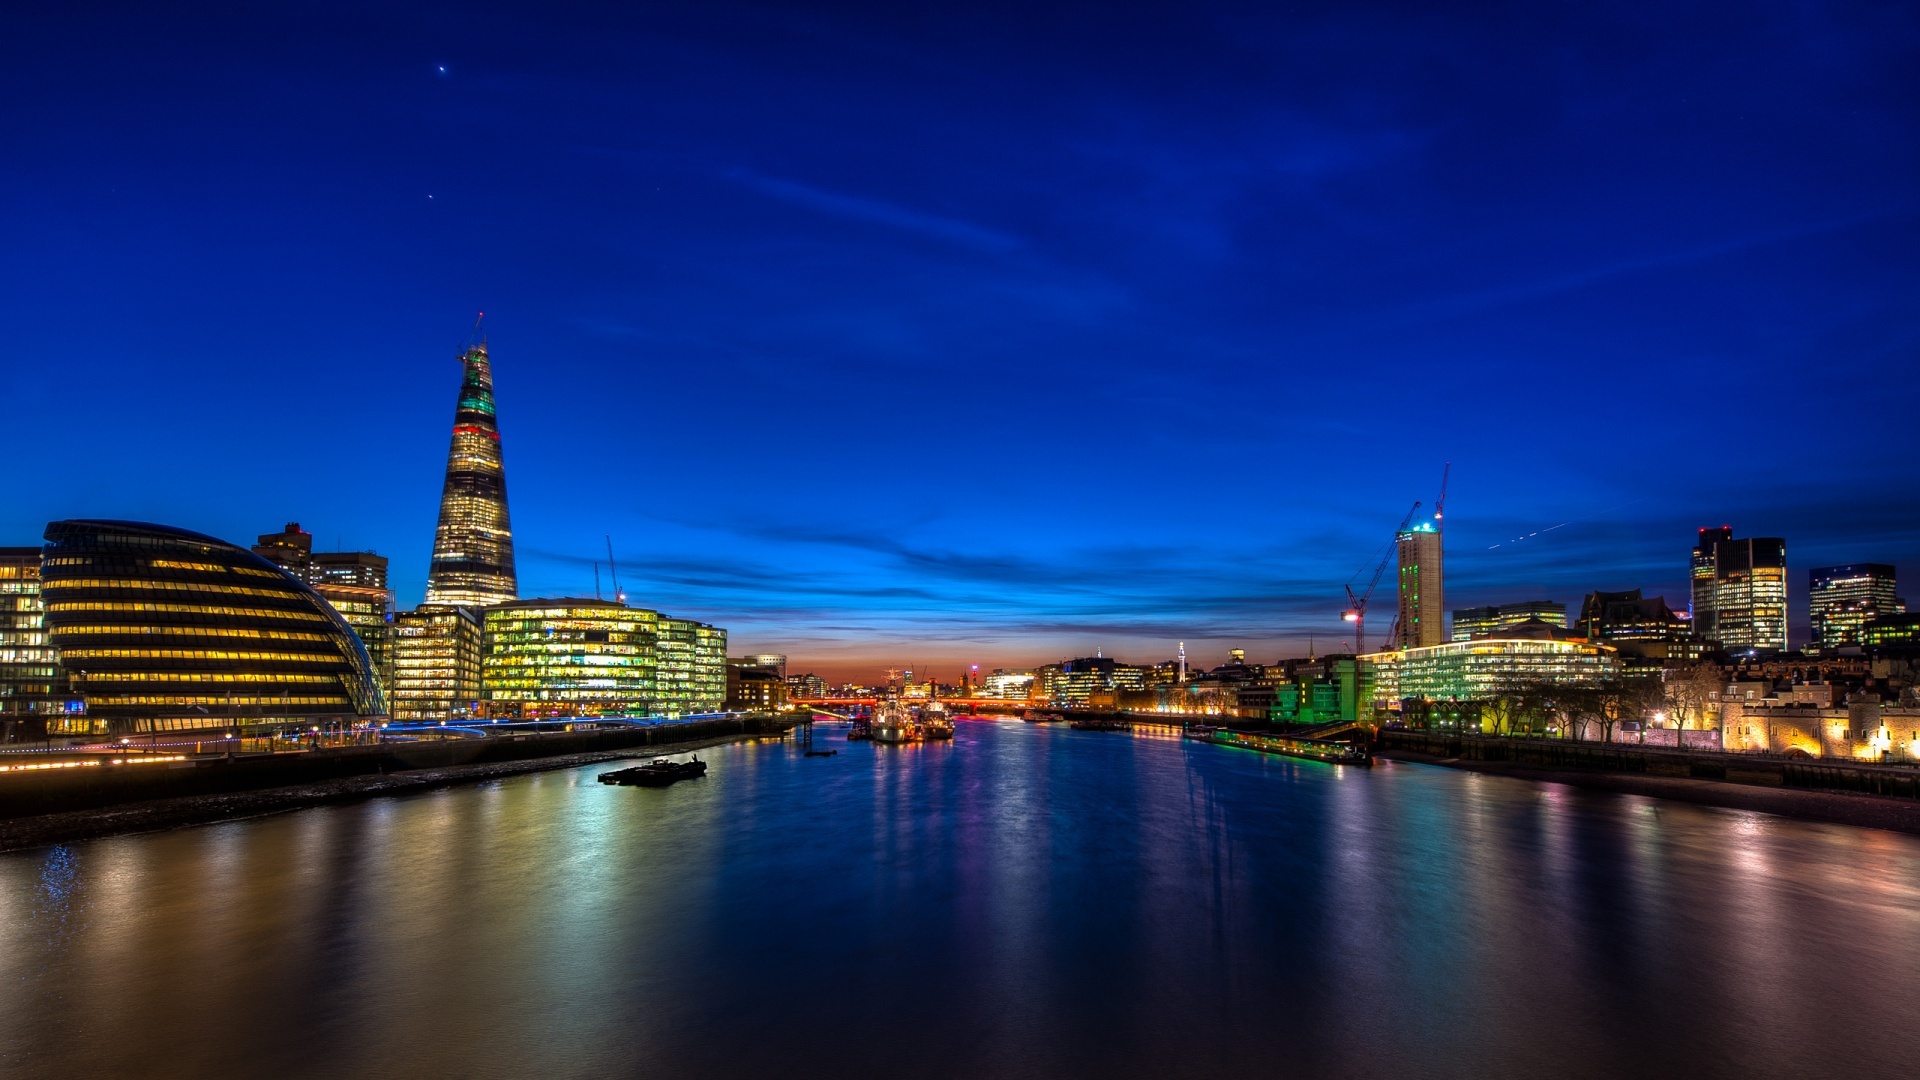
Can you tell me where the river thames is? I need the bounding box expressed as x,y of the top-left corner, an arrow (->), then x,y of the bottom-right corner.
4,719 -> 1918,1079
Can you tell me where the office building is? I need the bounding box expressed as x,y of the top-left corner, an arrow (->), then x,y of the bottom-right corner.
983,669 -> 1036,700
1808,564 -> 1902,648
38,520 -> 386,736
390,606 -> 483,721
1575,588 -> 1704,670
1036,656 -> 1148,706
1862,614 -> 1920,647
731,653 -> 787,679
1396,519 -> 1443,648
653,617 -> 727,715
483,600 -> 657,718
785,672 -> 827,699
1693,532 -> 1788,650
0,547 -> 81,739
424,330 -> 518,608
253,524 -> 394,696
1452,600 -> 1566,642
1691,526 -> 1732,640
726,666 -> 786,711
1692,526 -> 1786,649
1362,626 -> 1617,706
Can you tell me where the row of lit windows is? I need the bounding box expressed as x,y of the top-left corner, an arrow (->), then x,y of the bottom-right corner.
84,694 -> 350,707
45,578 -> 303,600
46,603 -> 328,621
49,624 -> 333,641
60,648 -> 339,663
78,672 -> 343,684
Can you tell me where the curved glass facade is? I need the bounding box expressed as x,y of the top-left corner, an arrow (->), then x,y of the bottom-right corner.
40,520 -> 387,735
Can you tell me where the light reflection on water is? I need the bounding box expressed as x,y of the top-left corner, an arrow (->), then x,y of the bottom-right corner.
2,721 -> 1918,1079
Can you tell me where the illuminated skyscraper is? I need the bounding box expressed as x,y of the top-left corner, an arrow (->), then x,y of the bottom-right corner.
1690,529 -> 1787,650
1690,526 -> 1732,639
1396,519 -> 1443,648
1808,564 -> 1901,648
424,327 -> 517,608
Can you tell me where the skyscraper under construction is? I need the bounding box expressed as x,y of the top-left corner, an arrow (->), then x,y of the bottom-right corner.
424,324 -> 518,608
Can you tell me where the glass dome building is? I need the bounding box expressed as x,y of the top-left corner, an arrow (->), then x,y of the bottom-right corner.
39,520 -> 387,736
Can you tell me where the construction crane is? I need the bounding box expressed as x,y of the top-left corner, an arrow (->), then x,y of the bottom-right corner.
1344,500 -> 1421,653
1434,462 -> 1450,533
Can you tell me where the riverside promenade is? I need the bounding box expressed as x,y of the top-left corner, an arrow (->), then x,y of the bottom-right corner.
0,714 -> 787,850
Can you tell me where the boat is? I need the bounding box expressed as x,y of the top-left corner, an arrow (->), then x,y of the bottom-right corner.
871,695 -> 921,743
921,700 -> 954,740
1068,716 -> 1131,732
1184,726 -> 1372,766
598,756 -> 708,786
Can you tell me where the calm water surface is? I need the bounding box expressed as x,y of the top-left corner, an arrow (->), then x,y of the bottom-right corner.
4,720 -> 1919,1079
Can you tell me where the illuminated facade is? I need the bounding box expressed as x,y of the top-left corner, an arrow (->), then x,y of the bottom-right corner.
1808,564 -> 1901,648
483,600 -> 659,717
0,547 -> 81,738
424,334 -> 518,608
1396,520 -> 1443,648
1691,526 -> 1732,640
38,520 -> 386,735
1703,535 -> 1788,650
1036,656 -> 1148,706
1362,634 -> 1617,705
1451,600 -> 1566,641
252,524 -> 394,696
653,616 -> 727,715
390,606 -> 483,721
1861,614 -> 1920,647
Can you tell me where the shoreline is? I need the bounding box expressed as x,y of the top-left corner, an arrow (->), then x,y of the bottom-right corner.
1378,747 -> 1920,835
0,733 -> 759,854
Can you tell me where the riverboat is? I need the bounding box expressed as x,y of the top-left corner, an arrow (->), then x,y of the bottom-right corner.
1185,726 -> 1372,766
598,757 -> 709,786
921,700 -> 954,739
1068,716 -> 1131,732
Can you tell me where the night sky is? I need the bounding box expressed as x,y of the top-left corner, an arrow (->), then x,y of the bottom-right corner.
4,2 -> 1917,680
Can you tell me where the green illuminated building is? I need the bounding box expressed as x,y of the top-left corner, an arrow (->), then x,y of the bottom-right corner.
481,601 -> 726,718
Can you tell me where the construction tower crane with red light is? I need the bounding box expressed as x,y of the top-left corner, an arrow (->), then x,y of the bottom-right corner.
1344,500 -> 1421,653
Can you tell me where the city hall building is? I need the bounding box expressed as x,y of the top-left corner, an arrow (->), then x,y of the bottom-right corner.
38,520 -> 387,736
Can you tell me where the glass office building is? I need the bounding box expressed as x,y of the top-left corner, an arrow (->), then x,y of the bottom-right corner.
0,547 -> 81,738
483,600 -> 658,718
1363,636 -> 1617,705
1808,564 -> 1901,648
251,524 -> 394,697
390,605 -> 483,721
653,616 -> 728,715
38,520 -> 386,735
425,332 -> 518,608
1451,600 -> 1567,642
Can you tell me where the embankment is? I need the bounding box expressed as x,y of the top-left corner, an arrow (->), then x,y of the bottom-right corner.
1379,730 -> 1920,835
0,716 -> 783,851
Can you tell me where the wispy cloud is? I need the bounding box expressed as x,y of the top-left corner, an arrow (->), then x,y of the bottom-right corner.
722,168 -> 1024,253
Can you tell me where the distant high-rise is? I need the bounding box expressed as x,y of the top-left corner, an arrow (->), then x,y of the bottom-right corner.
1808,564 -> 1901,648
1690,526 -> 1733,639
1451,600 -> 1565,642
1691,527 -> 1787,650
424,327 -> 517,608
1396,519 -> 1443,648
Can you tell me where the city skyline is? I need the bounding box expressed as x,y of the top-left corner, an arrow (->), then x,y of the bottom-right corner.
4,3 -> 1917,676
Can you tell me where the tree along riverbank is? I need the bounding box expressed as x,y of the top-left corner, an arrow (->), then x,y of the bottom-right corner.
1378,743 -> 1920,835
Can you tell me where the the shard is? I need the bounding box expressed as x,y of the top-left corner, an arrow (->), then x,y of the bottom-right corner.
424,322 -> 518,608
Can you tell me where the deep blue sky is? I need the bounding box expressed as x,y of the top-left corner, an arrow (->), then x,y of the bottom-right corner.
4,2 -> 1917,679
